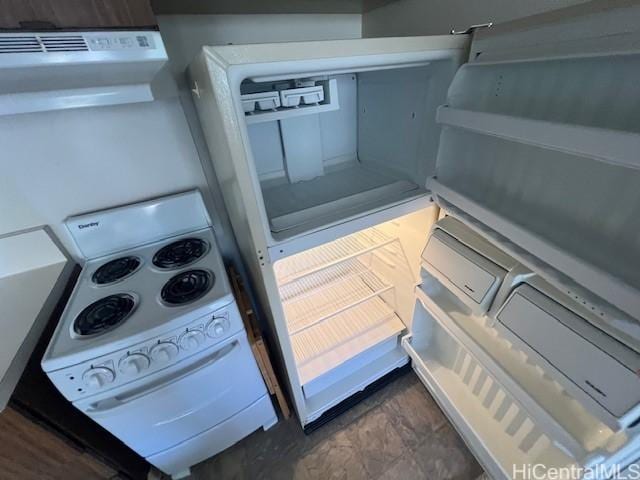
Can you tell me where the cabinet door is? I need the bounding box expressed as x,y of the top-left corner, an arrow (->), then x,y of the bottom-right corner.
429,1 -> 640,320
0,0 -> 157,30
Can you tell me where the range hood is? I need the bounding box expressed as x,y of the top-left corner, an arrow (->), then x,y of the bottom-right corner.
0,31 -> 167,116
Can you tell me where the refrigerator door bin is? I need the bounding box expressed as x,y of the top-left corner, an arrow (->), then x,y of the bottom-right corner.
406,284 -> 640,479
495,284 -> 640,429
403,298 -> 573,480
421,228 -> 506,315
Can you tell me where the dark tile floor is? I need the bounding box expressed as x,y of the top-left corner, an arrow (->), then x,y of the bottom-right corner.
191,371 -> 484,479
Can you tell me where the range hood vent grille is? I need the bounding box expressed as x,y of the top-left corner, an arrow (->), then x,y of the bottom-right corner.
0,30 -> 167,116
0,36 -> 43,54
0,35 -> 89,54
41,35 -> 88,52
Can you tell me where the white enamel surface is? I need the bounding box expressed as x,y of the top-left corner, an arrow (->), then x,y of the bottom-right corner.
42,228 -> 231,371
66,190 -> 211,259
146,394 -> 276,476
75,332 -> 266,457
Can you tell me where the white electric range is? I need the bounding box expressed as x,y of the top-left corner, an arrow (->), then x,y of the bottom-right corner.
41,190 -> 277,479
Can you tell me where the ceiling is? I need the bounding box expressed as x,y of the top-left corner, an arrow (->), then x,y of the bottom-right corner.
151,0 -> 400,15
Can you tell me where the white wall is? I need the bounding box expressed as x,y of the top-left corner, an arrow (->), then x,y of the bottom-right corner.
157,14 -> 362,79
0,99 -> 215,260
362,0 -> 589,37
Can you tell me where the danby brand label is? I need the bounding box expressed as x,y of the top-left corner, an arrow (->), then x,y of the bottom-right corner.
78,222 -> 99,230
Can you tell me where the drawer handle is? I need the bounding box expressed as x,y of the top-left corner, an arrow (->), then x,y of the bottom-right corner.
86,340 -> 239,415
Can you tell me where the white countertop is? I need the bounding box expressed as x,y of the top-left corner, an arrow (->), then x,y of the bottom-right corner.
0,228 -> 71,410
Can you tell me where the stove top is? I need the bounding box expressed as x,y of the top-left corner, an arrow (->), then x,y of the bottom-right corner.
73,293 -> 137,336
161,269 -> 214,306
91,256 -> 142,285
152,238 -> 209,270
42,228 -> 233,371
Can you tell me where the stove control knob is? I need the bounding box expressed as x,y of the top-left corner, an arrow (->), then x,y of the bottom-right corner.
206,317 -> 230,338
179,330 -> 206,351
82,367 -> 115,389
118,353 -> 150,377
149,342 -> 179,363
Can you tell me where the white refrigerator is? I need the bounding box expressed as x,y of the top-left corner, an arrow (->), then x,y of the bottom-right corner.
188,2 -> 640,478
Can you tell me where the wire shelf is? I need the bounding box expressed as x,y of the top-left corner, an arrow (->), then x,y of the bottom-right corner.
291,296 -> 401,365
279,258 -> 368,302
282,260 -> 392,335
292,296 -> 405,385
274,227 -> 397,285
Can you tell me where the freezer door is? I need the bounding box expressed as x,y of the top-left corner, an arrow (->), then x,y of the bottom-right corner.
428,0 -> 640,321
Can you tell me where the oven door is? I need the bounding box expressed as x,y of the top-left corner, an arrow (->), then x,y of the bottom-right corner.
74,332 -> 267,457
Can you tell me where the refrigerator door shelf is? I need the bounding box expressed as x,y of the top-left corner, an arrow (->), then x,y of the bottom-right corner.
496,284 -> 640,429
420,228 -> 506,316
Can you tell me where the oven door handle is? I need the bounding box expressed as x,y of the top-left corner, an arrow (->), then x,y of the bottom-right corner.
85,340 -> 239,415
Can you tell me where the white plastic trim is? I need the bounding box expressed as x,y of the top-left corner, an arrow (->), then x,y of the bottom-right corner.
428,178 -> 640,320
436,106 -> 640,171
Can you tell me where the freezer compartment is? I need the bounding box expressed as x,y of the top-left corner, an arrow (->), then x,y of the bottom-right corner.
409,273 -> 640,476
244,62 -> 458,241
496,284 -> 640,426
274,226 -> 414,403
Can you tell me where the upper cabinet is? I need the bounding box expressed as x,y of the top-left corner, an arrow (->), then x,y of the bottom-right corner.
0,0 -> 157,30
150,0 -> 398,15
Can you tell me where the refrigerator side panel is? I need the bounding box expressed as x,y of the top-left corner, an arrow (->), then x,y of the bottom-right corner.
187,52 -> 308,421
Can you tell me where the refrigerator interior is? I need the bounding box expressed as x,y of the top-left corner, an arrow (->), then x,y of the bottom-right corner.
241,61 -> 458,241
271,202 -> 640,475
405,251 -> 640,478
272,207 -> 437,417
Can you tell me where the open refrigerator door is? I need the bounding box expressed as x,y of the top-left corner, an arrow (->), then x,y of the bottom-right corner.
409,2 -> 640,478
